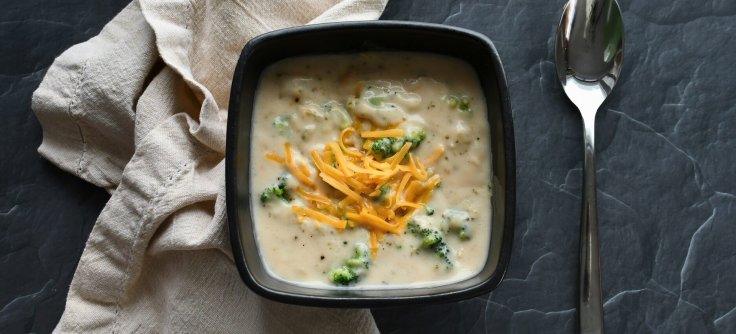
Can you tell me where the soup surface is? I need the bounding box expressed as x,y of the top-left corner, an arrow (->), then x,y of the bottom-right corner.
250,52 -> 492,288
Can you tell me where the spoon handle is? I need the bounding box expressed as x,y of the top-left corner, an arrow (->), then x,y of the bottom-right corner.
579,114 -> 604,334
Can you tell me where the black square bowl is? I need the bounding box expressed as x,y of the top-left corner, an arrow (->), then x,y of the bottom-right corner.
226,21 -> 515,307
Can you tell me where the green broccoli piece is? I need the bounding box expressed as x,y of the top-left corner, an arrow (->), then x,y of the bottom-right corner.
368,96 -> 385,106
408,222 -> 453,269
370,128 -> 427,158
260,175 -> 292,205
404,129 -> 427,149
373,184 -> 391,205
445,95 -> 472,115
419,229 -> 442,248
345,258 -> 365,268
425,206 -> 435,216
445,95 -> 459,108
432,242 -> 452,266
328,243 -> 372,285
458,96 -> 472,114
458,229 -> 471,240
348,243 -> 371,270
323,102 -> 353,129
273,115 -> 290,135
370,137 -> 396,158
329,265 -> 358,285
442,209 -> 473,240
391,138 -> 406,152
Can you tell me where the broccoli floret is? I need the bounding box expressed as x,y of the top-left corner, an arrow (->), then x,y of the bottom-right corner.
379,184 -> 391,196
373,184 -> 391,205
368,96 -> 385,106
371,138 -> 396,158
322,102 -> 353,129
369,128 -> 427,158
328,243 -> 372,285
446,95 -> 459,108
445,95 -> 472,115
458,96 -> 472,114
425,206 -> 435,216
420,229 -> 442,248
345,258 -> 365,268
404,129 -> 427,148
260,175 -> 292,205
442,209 -> 473,240
391,138 -> 406,152
432,242 -> 452,266
259,189 -> 276,203
458,229 -> 471,240
329,265 -> 358,285
408,222 -> 453,269
349,243 -> 371,270
273,115 -> 290,135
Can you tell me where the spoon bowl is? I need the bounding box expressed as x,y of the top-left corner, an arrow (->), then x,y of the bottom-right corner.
554,0 -> 624,333
556,0 -> 624,112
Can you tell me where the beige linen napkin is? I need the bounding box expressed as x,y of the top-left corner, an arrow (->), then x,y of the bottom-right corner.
32,0 -> 387,332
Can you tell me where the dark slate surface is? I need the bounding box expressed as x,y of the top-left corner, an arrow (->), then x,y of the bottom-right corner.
2,0 -> 735,333
0,1 -> 129,333
375,0 -> 736,333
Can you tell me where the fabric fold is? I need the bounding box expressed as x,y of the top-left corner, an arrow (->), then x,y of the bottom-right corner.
33,0 -> 158,192
32,0 -> 387,332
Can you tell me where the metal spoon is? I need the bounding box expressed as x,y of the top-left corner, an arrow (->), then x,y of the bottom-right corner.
554,0 -> 624,333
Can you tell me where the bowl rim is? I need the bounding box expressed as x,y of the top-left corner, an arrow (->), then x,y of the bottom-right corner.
226,20 -> 516,307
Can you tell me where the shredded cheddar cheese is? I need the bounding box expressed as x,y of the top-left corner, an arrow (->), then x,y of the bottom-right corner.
284,143 -> 315,188
320,172 -> 362,202
407,154 -> 428,181
339,127 -> 363,157
361,128 -> 405,138
265,152 -> 285,164
395,202 -> 423,209
346,212 -> 398,234
388,142 -> 412,168
292,206 -> 347,229
298,162 -> 311,177
425,146 -> 445,165
272,123 -> 443,258
296,187 -> 331,206
369,230 -> 379,258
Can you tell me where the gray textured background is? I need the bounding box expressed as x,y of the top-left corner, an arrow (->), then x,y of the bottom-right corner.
2,0 -> 735,333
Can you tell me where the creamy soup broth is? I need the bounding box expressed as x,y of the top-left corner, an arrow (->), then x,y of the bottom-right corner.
250,52 -> 492,289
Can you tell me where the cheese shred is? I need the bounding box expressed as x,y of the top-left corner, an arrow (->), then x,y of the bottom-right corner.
361,128 -> 405,138
274,134 -> 444,258
292,206 -> 347,229
284,143 -> 315,188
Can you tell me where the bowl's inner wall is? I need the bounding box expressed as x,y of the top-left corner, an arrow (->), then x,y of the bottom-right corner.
232,24 -> 510,304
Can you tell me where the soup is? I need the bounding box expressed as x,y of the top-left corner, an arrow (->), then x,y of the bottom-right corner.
250,52 -> 492,288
